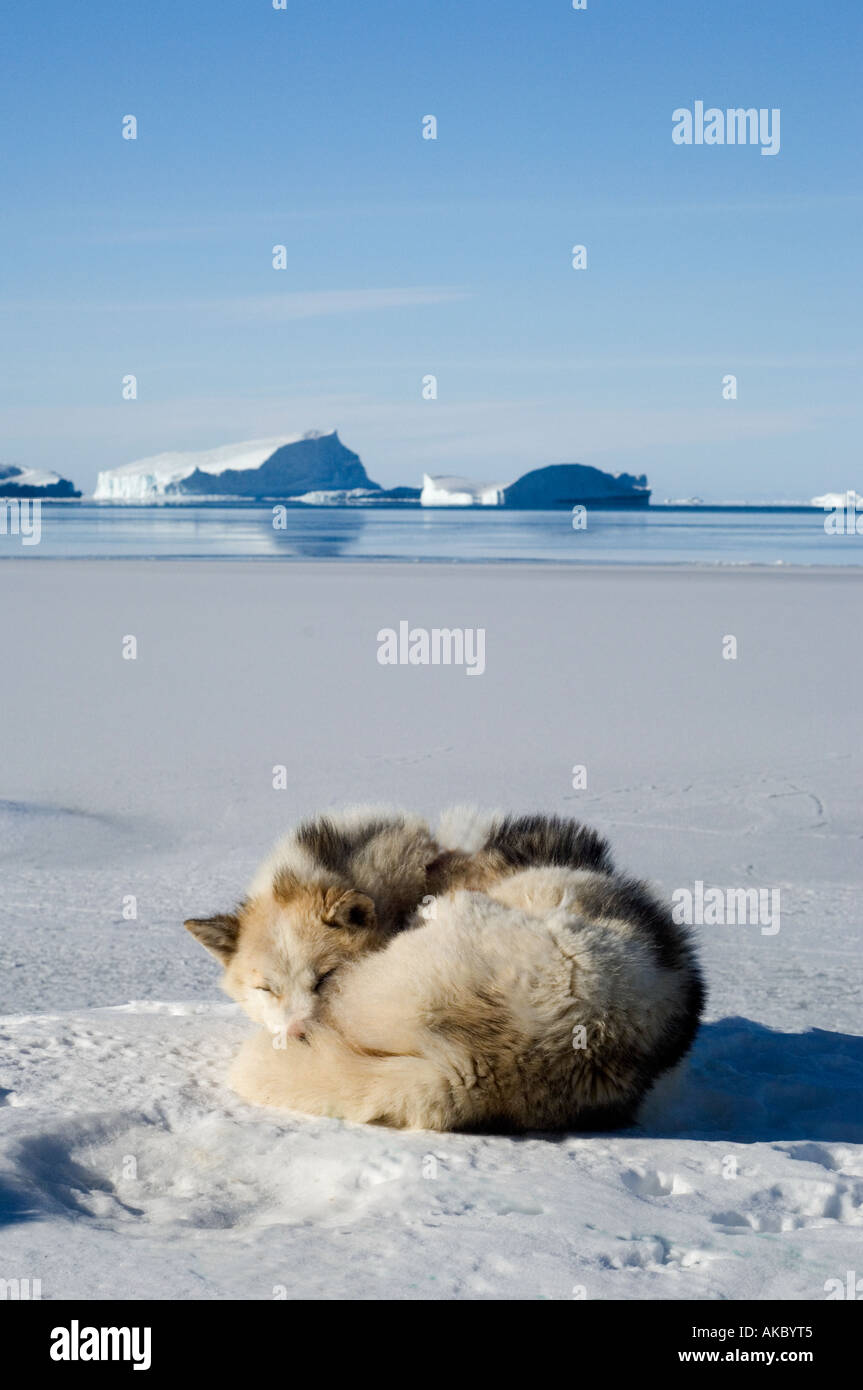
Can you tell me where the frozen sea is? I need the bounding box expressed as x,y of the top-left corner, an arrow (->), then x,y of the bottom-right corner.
1,558 -> 861,1300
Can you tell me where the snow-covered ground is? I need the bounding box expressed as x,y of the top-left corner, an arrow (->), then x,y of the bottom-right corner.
1,560 -> 861,1300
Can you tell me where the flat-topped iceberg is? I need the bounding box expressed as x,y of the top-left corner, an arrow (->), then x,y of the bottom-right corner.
94,430 -> 378,501
812,489 -> 862,510
420,474 -> 505,506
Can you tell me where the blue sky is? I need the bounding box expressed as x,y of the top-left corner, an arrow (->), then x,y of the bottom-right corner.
1,0 -> 860,498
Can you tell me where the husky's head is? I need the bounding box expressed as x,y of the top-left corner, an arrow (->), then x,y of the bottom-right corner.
185,871 -> 380,1038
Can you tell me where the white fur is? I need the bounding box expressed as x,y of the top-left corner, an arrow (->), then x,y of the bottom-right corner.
230,865 -> 701,1132
434,804 -> 499,854
248,804 -> 432,898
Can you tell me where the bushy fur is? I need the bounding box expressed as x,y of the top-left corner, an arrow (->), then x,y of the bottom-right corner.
185,807 -> 705,1131
426,807 -> 616,896
185,807 -> 441,1037
229,864 -> 705,1131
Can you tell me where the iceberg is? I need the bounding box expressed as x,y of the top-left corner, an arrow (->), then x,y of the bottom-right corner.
812,490 -> 862,510
94,430 -> 378,501
92,434 -> 652,510
420,463 -> 650,508
420,474 -> 505,506
0,465 -> 80,498
503,463 -> 650,508
291,487 -> 379,506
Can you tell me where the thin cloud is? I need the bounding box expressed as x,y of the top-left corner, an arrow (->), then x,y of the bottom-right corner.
208,288 -> 471,320
0,287 -> 471,319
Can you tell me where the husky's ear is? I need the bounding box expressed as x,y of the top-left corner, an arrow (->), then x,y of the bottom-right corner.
184,913 -> 241,963
322,889 -> 377,931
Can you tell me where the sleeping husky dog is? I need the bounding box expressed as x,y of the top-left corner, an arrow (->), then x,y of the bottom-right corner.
185,808 -> 705,1129
185,806 -> 618,1038
185,807 -> 440,1038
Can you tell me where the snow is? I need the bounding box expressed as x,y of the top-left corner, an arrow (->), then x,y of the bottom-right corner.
1,560 -> 861,1301
93,432 -> 335,501
2,1005 -> 860,1300
420,474 -> 505,506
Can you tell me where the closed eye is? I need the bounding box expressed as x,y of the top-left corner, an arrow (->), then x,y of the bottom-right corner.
254,984 -> 273,993
314,970 -> 336,993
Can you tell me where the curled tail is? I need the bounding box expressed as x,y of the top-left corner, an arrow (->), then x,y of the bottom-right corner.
481,812 -> 614,875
